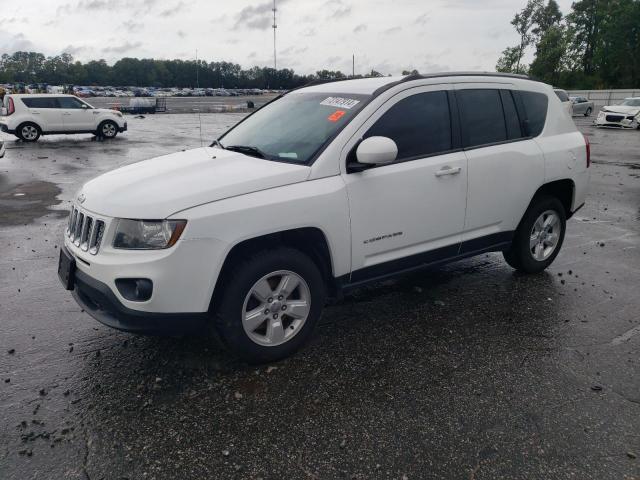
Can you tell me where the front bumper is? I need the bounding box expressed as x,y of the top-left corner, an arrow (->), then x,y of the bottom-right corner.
595,111 -> 638,128
68,247 -> 208,334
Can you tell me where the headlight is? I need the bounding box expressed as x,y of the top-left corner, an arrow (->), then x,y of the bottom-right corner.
113,219 -> 187,249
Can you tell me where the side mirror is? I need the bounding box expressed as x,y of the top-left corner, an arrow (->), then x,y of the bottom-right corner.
356,136 -> 398,166
81,104 -> 88,109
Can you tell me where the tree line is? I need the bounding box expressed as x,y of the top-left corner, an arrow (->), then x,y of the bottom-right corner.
0,51 -> 390,89
497,0 -> 640,89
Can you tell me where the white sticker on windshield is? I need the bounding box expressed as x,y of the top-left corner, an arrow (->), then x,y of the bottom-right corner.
320,97 -> 360,109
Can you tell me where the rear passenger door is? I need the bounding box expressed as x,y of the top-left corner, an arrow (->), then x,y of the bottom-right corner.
21,97 -> 64,132
343,85 -> 468,282
454,85 -> 544,252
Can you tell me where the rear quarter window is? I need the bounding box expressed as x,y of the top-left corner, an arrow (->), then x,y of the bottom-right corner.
554,90 -> 569,102
519,91 -> 549,137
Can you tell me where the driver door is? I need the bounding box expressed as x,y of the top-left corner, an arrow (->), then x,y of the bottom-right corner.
57,96 -> 93,131
341,85 -> 468,283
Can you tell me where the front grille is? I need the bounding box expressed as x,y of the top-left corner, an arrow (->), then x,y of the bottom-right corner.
606,115 -> 624,122
66,206 -> 105,255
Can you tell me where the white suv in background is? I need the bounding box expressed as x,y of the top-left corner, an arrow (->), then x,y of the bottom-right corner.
0,94 -> 127,142
59,73 -> 590,363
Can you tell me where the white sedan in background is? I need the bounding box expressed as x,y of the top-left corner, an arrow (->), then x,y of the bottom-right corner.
595,97 -> 640,129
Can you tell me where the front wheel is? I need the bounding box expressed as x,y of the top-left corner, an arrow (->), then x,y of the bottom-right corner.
503,195 -> 566,274
213,248 -> 326,363
97,120 -> 118,139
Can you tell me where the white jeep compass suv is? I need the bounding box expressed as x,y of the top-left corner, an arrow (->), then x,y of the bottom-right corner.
59,73 -> 590,363
0,94 -> 127,141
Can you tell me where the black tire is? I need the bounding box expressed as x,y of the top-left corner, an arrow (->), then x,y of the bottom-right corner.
17,122 -> 41,142
213,247 -> 326,364
503,195 -> 566,274
97,120 -> 118,139
585,107 -> 592,117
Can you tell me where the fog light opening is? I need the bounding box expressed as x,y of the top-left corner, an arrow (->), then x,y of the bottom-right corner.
115,278 -> 153,302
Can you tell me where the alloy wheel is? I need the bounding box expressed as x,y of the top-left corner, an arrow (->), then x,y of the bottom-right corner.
22,125 -> 38,140
241,270 -> 311,347
529,210 -> 561,261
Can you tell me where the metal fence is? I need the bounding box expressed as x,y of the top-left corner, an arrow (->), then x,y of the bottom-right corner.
568,89 -> 640,109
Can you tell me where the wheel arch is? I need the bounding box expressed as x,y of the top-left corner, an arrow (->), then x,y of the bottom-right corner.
17,120 -> 43,134
209,227 -> 338,311
528,178 -> 575,218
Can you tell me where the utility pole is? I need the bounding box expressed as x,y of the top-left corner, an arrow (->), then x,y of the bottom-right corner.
272,0 -> 277,70
195,49 -> 199,88
352,54 -> 355,78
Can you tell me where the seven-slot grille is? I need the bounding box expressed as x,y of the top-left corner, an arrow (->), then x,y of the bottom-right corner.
67,206 -> 105,255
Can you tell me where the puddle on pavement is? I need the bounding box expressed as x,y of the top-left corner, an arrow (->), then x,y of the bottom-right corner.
0,178 -> 64,226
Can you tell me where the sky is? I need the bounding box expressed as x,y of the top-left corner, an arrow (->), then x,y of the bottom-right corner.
0,0 -> 575,76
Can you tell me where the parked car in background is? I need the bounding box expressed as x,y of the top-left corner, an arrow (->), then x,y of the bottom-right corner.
59,73 -> 590,363
595,97 -> 640,129
0,94 -> 127,142
554,89 -> 573,116
570,96 -> 594,116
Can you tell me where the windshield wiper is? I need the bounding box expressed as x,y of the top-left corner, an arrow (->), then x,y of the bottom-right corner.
210,139 -> 225,149
225,145 -> 270,159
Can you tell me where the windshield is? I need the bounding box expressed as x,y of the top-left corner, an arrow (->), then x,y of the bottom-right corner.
621,98 -> 640,107
219,91 -> 369,164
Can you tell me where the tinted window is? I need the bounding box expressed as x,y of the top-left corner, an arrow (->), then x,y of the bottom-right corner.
457,89 -> 507,147
365,91 -> 452,160
57,97 -> 86,109
554,90 -> 569,102
520,91 -> 548,137
500,90 -> 522,140
21,97 -> 58,108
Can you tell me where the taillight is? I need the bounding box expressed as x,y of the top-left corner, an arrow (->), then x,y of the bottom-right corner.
584,134 -> 591,168
7,97 -> 15,115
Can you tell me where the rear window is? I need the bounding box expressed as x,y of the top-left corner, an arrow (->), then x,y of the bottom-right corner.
520,91 -> 549,137
457,89 -> 507,148
21,97 -> 58,108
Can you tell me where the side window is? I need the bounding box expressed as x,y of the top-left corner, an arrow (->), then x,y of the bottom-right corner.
519,91 -> 548,137
554,90 -> 569,102
21,97 -> 58,108
57,97 -> 85,109
457,89 -> 507,148
364,91 -> 452,161
500,90 -> 523,140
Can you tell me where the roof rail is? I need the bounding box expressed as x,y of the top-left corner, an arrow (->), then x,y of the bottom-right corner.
372,71 -> 534,97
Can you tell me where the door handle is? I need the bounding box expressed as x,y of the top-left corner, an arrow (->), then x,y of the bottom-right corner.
31,111 -> 40,114
63,112 -> 72,116
435,166 -> 462,177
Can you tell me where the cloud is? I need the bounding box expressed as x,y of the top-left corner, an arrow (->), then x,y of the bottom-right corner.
414,13 -> 429,25
62,44 -> 89,55
121,20 -> 144,32
383,26 -> 401,35
324,0 -> 351,19
177,30 -> 187,38
353,23 -> 367,33
0,31 -> 35,52
159,1 -> 188,17
0,17 -> 28,27
234,0 -> 290,30
301,27 -> 317,37
102,41 -> 143,54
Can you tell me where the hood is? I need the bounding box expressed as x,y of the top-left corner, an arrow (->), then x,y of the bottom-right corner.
78,147 -> 310,219
603,105 -> 640,115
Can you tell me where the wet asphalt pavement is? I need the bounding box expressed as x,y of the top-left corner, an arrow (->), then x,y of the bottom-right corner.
0,114 -> 638,480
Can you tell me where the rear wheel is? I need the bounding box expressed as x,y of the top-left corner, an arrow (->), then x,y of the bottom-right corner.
97,120 -> 118,139
213,247 -> 326,363
585,107 -> 592,117
503,195 -> 566,273
17,123 -> 41,142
